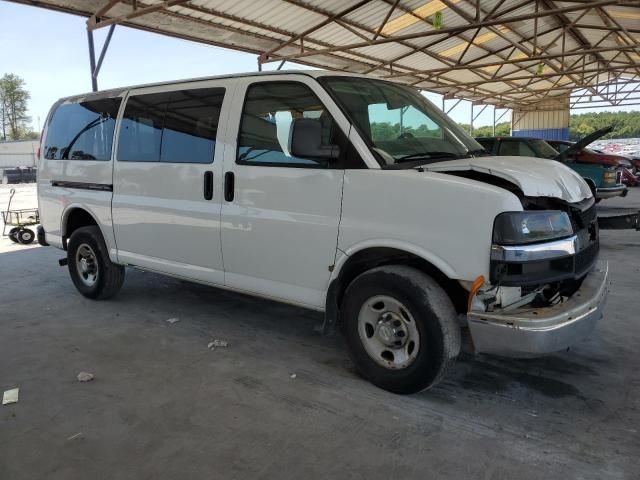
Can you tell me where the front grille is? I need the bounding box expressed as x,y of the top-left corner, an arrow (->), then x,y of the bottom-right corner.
491,215 -> 599,286
575,239 -> 599,276
577,204 -> 597,228
571,202 -> 599,277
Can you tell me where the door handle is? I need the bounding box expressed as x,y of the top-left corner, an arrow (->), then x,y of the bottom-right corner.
203,171 -> 213,200
224,172 -> 235,202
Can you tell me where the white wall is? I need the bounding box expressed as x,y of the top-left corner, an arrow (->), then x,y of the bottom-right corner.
0,140 -> 38,168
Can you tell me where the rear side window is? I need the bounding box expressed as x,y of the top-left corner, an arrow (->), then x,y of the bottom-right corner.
117,92 -> 167,162
44,98 -> 121,160
117,88 -> 224,163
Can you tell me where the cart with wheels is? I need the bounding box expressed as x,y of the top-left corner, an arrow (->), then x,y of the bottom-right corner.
1,188 -> 39,244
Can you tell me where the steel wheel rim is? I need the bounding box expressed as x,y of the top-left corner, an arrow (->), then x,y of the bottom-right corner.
357,295 -> 420,370
76,243 -> 99,287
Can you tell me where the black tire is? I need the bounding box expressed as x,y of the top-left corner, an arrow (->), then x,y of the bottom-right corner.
16,228 -> 35,244
67,225 -> 125,300
342,265 -> 461,394
8,227 -> 20,243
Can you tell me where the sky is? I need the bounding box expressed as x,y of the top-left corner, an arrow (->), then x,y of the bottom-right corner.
0,1 -> 636,133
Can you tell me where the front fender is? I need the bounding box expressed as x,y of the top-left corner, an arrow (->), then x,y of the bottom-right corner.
331,238 -> 458,285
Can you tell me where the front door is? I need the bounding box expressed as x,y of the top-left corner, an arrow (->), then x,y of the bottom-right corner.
112,80 -> 234,285
220,77 -> 349,308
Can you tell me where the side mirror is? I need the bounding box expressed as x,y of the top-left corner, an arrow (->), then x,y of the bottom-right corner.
290,118 -> 340,161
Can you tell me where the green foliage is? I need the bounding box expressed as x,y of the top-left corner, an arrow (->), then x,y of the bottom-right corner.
370,122 -> 441,141
569,111 -> 640,140
22,130 -> 40,140
470,122 -> 510,137
459,111 -> 640,141
0,73 -> 32,140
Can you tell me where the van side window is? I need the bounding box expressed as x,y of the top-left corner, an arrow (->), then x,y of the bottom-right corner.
117,92 -> 167,162
161,89 -> 224,163
118,88 -> 225,163
44,98 -> 121,161
237,82 -> 340,167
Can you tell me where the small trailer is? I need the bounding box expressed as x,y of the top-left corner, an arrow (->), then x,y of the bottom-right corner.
1,189 -> 39,244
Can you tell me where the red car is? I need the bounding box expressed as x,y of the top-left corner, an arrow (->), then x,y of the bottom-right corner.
548,135 -> 639,187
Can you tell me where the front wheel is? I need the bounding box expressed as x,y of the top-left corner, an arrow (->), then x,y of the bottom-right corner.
67,226 -> 125,299
342,265 -> 461,394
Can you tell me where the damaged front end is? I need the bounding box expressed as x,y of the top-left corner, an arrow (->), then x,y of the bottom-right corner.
467,195 -> 609,357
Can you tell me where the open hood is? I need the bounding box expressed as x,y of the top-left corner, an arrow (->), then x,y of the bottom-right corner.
556,126 -> 613,161
423,155 -> 592,203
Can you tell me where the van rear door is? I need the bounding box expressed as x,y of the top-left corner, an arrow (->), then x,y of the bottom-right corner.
111,80 -> 235,285
38,93 -> 123,252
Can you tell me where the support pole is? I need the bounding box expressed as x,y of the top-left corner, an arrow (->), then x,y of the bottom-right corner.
470,102 -> 474,136
493,106 -> 496,136
87,29 -> 98,92
94,25 -> 116,79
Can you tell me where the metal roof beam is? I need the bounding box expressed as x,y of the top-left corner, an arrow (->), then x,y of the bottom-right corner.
444,0 -> 545,78
383,43 -> 635,77
88,0 -> 191,29
574,23 -> 640,35
93,0 -> 121,20
261,0 -> 620,64
260,0 -> 370,59
373,0 -> 400,41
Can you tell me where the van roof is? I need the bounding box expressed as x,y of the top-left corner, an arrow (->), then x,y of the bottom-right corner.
58,69 -> 369,103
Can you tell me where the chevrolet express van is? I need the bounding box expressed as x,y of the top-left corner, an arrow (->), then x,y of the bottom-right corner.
37,71 -> 608,394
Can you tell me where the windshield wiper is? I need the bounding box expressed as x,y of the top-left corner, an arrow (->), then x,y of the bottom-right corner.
396,151 -> 462,163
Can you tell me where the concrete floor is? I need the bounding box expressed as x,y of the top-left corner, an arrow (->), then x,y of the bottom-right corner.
1,184 -> 639,479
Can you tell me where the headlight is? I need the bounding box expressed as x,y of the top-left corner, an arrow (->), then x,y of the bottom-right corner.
603,170 -> 617,183
493,211 -> 573,245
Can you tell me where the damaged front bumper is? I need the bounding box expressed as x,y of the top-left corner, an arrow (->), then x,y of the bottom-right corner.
467,261 -> 609,357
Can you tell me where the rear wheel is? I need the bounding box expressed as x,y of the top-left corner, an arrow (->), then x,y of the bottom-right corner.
342,265 -> 461,394
67,226 -> 125,299
16,228 -> 35,244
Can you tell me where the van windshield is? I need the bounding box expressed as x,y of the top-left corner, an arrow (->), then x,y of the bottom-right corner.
320,76 -> 485,168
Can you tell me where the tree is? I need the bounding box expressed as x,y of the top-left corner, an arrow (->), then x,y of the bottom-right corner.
471,122 -> 510,137
0,73 -> 31,140
568,110 -> 640,140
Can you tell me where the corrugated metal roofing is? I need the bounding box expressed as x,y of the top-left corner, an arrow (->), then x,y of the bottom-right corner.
9,0 -> 640,108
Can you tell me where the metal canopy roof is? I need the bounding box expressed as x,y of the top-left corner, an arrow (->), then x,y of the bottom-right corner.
11,0 -> 640,108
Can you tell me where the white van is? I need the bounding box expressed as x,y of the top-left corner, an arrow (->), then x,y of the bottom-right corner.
37,71 -> 608,393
